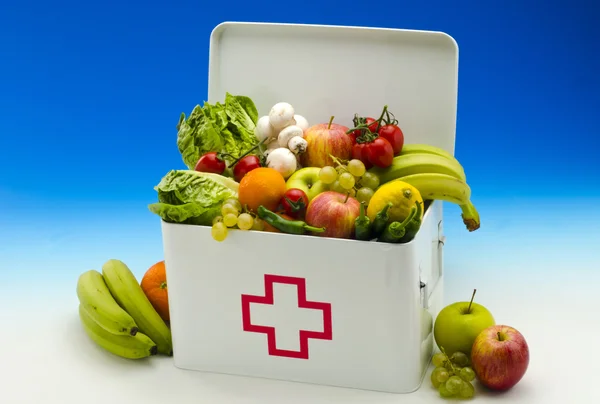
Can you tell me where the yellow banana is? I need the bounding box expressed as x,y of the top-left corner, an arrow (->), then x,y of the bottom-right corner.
79,304 -> 157,359
369,153 -> 466,185
101,259 -> 173,356
399,143 -> 460,164
76,269 -> 139,336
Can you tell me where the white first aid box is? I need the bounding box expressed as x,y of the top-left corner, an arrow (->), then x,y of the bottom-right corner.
161,21 -> 458,394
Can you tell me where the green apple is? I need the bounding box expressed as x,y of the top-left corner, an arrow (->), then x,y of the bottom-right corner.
286,167 -> 330,201
433,290 -> 495,358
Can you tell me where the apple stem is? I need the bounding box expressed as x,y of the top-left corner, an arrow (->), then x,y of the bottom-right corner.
328,116 -> 334,130
344,192 -> 350,203
467,289 -> 477,314
497,332 -> 504,341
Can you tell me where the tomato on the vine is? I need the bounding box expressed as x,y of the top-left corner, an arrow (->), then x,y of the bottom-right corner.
350,116 -> 379,140
195,152 -> 226,174
233,155 -> 261,182
352,143 -> 373,169
365,137 -> 394,168
280,188 -> 309,219
377,124 -> 404,155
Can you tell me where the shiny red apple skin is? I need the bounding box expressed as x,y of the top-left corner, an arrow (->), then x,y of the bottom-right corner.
305,191 -> 361,239
471,325 -> 530,391
300,122 -> 353,168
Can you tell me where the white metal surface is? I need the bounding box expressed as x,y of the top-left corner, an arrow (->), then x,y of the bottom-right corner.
163,22 -> 459,393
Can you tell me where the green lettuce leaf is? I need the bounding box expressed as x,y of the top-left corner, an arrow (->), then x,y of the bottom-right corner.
176,93 -> 259,170
148,170 -> 239,226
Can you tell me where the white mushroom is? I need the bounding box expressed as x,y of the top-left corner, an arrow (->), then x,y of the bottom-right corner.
293,114 -> 310,132
277,125 -> 304,148
288,136 -> 308,155
266,147 -> 297,179
254,115 -> 275,143
269,102 -> 295,130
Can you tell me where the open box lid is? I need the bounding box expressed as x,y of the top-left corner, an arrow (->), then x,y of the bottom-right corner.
208,22 -> 458,154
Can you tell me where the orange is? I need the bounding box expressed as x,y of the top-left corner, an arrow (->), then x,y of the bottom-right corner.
238,167 -> 286,213
140,260 -> 170,323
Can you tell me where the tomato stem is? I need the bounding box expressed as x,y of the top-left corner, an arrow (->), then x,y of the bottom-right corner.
228,138 -> 269,167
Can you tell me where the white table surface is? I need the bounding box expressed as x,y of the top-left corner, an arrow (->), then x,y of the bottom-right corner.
3,201 -> 600,403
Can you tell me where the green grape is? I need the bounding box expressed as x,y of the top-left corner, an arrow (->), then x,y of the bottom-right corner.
459,380 -> 475,399
338,172 -> 356,190
438,382 -> 455,398
251,218 -> 265,231
454,366 -> 463,374
451,351 -> 469,367
347,159 -> 366,177
432,353 -> 446,367
430,370 -> 442,388
237,213 -> 254,230
360,172 -> 380,189
211,222 -> 228,242
212,215 -> 223,225
356,187 -> 374,204
331,180 -> 345,193
431,366 -> 450,384
319,166 -> 338,184
223,213 -> 238,227
221,203 -> 239,216
459,367 -> 475,382
445,376 -> 464,395
224,198 -> 242,212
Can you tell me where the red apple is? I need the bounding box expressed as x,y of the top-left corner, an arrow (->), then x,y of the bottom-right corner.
300,116 -> 353,168
305,191 -> 361,239
471,325 -> 529,391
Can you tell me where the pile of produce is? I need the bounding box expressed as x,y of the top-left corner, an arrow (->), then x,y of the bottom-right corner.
149,93 -> 481,243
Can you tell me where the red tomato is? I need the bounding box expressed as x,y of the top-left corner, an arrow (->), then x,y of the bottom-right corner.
365,137 -> 394,168
280,188 -> 309,219
351,143 -> 373,169
233,155 -> 261,182
195,152 -> 225,174
350,117 -> 379,140
378,124 -> 404,155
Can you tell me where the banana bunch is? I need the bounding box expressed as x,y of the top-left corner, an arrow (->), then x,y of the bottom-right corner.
76,259 -> 173,359
368,144 -> 480,231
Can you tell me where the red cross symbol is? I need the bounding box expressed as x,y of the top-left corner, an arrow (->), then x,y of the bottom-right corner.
241,274 -> 333,360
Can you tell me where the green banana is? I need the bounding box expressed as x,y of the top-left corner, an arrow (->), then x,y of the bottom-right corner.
101,259 -> 173,356
399,143 -> 460,164
76,269 -> 139,336
395,173 -> 481,232
79,304 -> 157,359
368,153 -> 466,185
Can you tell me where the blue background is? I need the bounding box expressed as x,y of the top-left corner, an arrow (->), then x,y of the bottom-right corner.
1,0 -> 598,282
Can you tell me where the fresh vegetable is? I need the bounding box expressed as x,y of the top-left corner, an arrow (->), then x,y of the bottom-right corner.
266,147 -> 297,178
254,115 -> 275,143
377,205 -> 417,243
371,202 -> 392,238
280,188 -> 309,219
278,125 -> 304,147
148,170 -> 239,226
288,136 -> 308,155
396,200 -> 423,243
355,136 -> 394,168
293,115 -> 310,131
269,102 -> 295,130
257,205 -> 326,235
233,155 -> 261,182
177,93 -> 259,170
354,202 -> 371,241
194,152 -> 226,175
378,123 -> 404,155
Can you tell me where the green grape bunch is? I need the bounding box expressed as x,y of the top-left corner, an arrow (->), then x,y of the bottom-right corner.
430,348 -> 476,399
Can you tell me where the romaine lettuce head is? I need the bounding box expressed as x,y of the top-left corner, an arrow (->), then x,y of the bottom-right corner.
148,170 -> 239,226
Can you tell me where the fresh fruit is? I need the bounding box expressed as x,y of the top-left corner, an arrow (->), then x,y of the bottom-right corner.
367,180 -> 423,224
347,159 -> 366,177
237,213 -> 254,230
212,221 -> 228,241
286,167 -> 330,201
459,366 -> 476,382
395,173 -> 480,232
76,269 -> 139,336
305,191 -> 361,239
398,143 -> 460,165
471,325 -> 530,391
367,152 -> 467,184
101,259 -> 173,356
140,261 -> 170,323
360,172 -> 380,190
377,124 -> 404,155
233,155 -> 261,182
300,116 -> 353,168
318,166 -> 338,184
433,289 -> 495,358
251,217 -> 265,231
338,172 -> 355,190
223,213 -> 238,227
429,348 -> 476,399
221,203 -> 240,216
194,152 -> 226,175
280,188 -> 309,219
352,136 -> 394,169
356,187 -> 374,205
238,167 -> 287,212
224,198 -> 242,212
79,304 -> 157,360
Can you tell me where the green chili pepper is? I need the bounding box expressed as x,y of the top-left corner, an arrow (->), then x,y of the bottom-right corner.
397,200 -> 423,243
257,205 -> 326,235
354,202 -> 371,241
378,205 -> 418,243
371,202 -> 393,237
